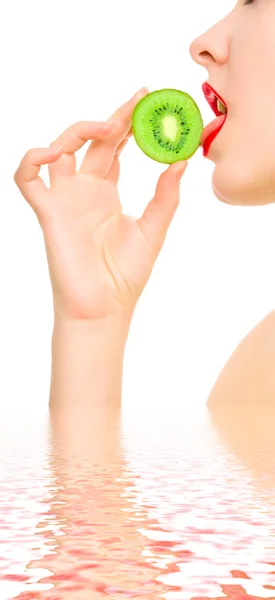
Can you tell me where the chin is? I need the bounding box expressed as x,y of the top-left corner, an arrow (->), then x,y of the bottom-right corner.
212,183 -> 251,206
211,162 -> 275,207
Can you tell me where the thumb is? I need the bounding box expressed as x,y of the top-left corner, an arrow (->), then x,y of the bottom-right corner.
137,160 -> 189,256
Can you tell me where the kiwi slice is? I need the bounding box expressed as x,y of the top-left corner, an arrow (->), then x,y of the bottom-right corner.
132,88 -> 204,164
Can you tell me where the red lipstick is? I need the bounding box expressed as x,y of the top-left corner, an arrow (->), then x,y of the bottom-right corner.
201,82 -> 228,157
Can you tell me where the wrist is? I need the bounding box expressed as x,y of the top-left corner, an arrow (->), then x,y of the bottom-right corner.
50,314 -> 132,410
53,313 -> 132,342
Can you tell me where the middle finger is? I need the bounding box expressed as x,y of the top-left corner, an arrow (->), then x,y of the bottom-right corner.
48,120 -> 116,186
79,87 -> 149,178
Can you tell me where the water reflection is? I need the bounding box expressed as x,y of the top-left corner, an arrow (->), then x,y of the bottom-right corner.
208,403 -> 275,499
18,405 -> 180,599
1,403 -> 275,599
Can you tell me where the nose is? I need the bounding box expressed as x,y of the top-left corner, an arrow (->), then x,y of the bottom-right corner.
189,14 -> 231,70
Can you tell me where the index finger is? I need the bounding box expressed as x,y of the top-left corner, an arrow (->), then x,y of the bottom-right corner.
79,89 -> 149,177
107,88 -> 149,124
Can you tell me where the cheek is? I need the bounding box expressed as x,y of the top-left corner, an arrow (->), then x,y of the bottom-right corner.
228,17 -> 275,141
237,108 -> 275,176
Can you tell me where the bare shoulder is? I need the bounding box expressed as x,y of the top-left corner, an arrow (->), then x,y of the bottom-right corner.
207,310 -> 275,406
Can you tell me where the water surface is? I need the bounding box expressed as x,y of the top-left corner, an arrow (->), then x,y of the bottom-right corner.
1,402 -> 275,599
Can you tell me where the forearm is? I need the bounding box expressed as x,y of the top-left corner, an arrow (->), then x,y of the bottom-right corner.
49,315 -> 131,409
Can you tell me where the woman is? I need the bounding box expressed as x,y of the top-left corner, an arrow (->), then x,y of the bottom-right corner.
13,0 -> 275,409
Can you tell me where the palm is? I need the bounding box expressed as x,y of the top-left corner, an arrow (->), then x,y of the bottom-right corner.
43,172 -> 157,319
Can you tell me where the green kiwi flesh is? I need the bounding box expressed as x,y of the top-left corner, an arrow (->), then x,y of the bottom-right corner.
132,89 -> 204,164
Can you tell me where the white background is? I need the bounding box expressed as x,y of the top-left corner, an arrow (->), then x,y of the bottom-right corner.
1,0 -> 275,417
2,3 -> 275,599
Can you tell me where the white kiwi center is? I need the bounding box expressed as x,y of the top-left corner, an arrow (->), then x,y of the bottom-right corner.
162,115 -> 178,142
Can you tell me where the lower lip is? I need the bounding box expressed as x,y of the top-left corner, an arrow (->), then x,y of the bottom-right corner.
201,114 -> 227,157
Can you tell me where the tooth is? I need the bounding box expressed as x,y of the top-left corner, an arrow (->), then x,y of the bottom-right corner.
217,98 -> 227,114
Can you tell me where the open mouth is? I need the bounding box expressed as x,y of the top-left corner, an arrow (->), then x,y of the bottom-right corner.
202,82 -> 228,116
200,82 -> 228,153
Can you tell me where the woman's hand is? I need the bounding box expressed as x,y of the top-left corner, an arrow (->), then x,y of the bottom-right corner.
13,87 -> 188,322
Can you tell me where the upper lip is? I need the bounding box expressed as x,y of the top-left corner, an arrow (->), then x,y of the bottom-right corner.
202,82 -> 228,116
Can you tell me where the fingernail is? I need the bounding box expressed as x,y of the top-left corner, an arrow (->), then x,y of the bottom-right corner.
175,161 -> 188,182
134,87 -> 149,99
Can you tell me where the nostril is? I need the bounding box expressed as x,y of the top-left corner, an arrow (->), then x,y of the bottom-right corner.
189,41 -> 215,66
199,51 -> 215,63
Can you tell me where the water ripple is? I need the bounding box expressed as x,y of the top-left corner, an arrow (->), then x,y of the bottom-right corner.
1,404 -> 275,599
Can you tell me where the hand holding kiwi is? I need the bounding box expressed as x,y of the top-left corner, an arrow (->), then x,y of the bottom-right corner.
14,87 -> 193,321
